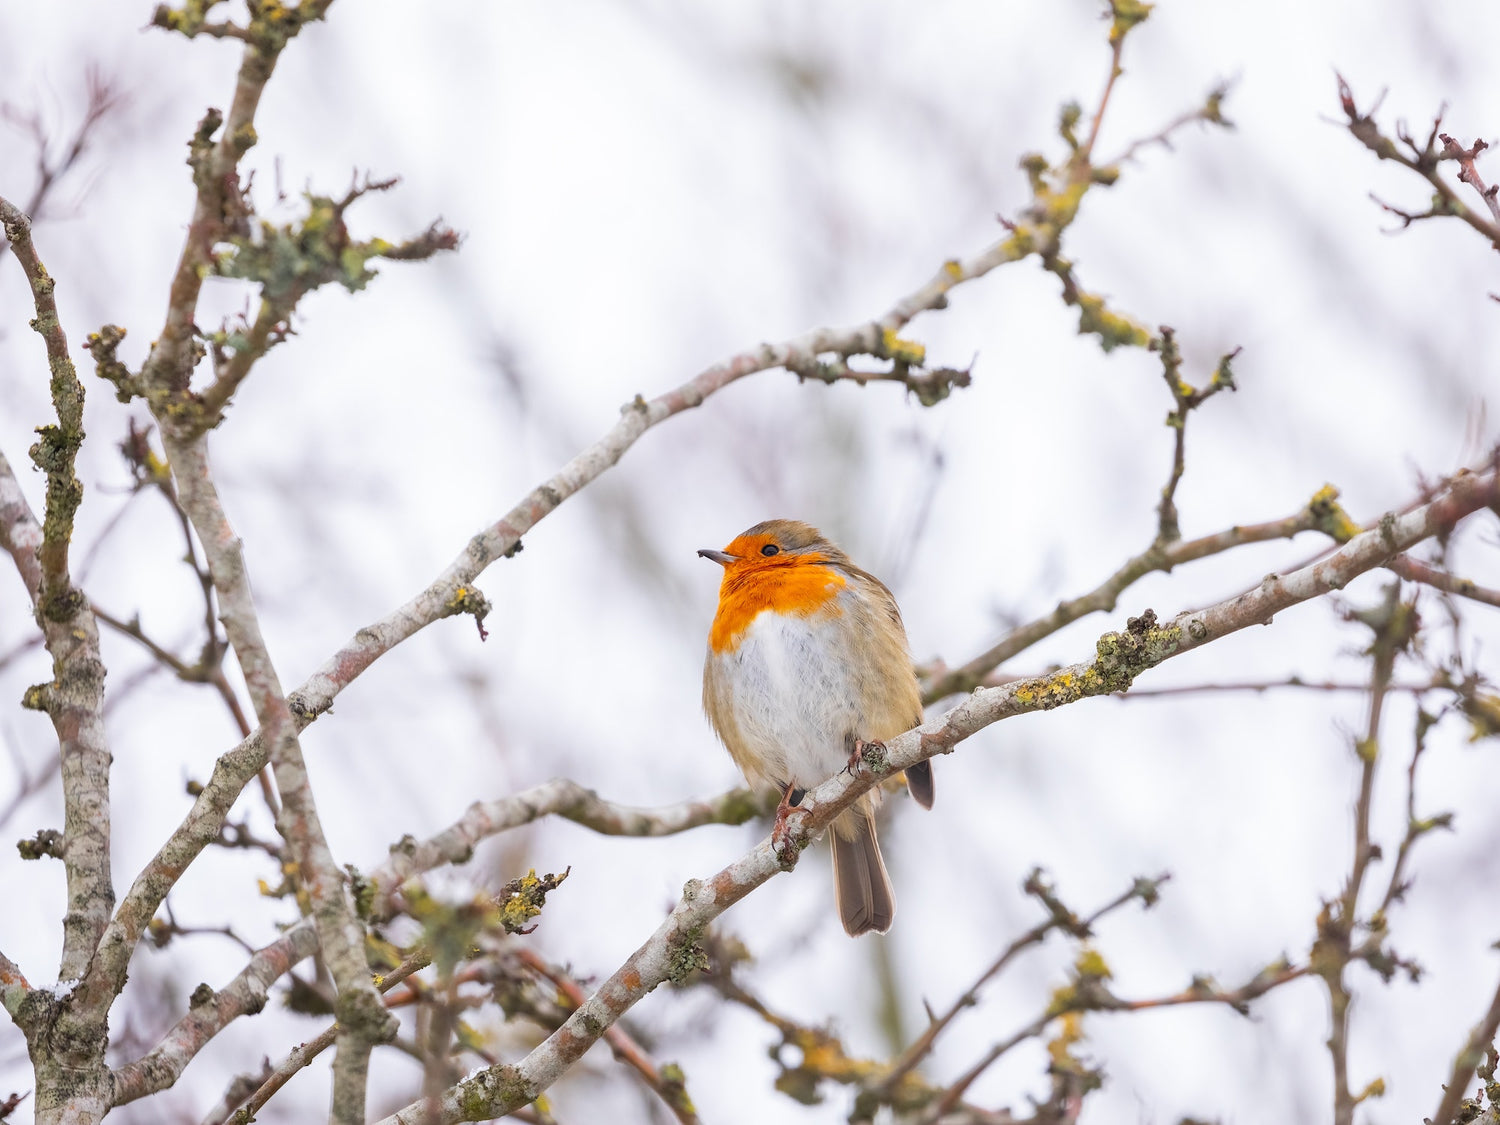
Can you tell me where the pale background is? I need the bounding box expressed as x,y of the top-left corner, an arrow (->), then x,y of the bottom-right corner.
2,2 -> 1500,1123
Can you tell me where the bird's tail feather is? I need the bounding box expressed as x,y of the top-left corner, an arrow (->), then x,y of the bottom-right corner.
831,810 -> 895,936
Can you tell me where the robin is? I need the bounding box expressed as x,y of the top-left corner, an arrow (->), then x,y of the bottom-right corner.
699,519 -> 933,936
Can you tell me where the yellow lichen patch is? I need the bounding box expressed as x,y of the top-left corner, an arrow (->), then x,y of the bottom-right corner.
1047,1012 -> 1086,1067
1307,483 -> 1361,543
1075,292 -> 1152,352
1462,691 -> 1500,741
1000,224 -> 1036,259
879,327 -> 927,366
943,259 -> 964,280
1109,0 -> 1154,44
774,1024 -> 885,1106
1073,946 -> 1113,981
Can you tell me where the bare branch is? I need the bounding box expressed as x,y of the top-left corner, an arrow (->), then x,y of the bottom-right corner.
1431,970 -> 1500,1125
1150,326 -> 1238,543
0,200 -> 116,1030
110,925 -> 320,1105
926,958 -> 1305,1122
371,463 -> 1500,1125
99,181 -> 1049,1007
153,433 -> 395,1123
1337,77 -> 1500,252
0,947 -> 33,1021
1439,133 -> 1500,228
1387,553 -> 1500,609
0,66 -> 123,261
874,871 -> 1165,1101
1312,584 -> 1416,1125
922,504 -> 1318,701
139,2 -> 335,407
0,448 -> 43,608
207,941 -> 440,1123
1113,676 -> 1443,698
368,778 -> 775,919
1105,81 -> 1234,166
514,948 -> 700,1125
0,196 -> 86,616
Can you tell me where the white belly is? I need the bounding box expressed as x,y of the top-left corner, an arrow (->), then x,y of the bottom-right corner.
711,609 -> 859,791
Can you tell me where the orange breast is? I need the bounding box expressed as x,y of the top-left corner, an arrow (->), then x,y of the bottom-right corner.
709,560 -> 845,653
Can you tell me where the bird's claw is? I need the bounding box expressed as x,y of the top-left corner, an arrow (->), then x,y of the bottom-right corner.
845,738 -> 885,777
771,801 -> 809,865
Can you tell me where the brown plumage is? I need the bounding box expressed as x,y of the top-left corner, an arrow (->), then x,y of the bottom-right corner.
700,519 -> 932,935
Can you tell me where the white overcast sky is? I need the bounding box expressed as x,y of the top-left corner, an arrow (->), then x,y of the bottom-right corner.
3,3 -> 1500,1124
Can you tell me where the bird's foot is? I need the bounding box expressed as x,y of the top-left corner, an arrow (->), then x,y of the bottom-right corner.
845,738 -> 887,776
772,789 -> 810,866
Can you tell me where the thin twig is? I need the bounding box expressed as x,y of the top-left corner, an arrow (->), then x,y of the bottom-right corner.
204,945 -> 437,1124
1439,133 -> 1500,227
0,67 -> 122,261
1151,326 -> 1238,543
371,465 -> 1500,1125
1337,78 -> 1500,251
1315,585 -> 1412,1125
111,925 -> 321,1105
368,778 -> 776,919
876,873 -> 1164,1098
925,960 -> 1306,1122
515,948 -> 700,1125
1387,554 -> 1500,609
922,505 -> 1318,701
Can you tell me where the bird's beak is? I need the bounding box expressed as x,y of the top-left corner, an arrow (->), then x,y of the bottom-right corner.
697,548 -> 737,565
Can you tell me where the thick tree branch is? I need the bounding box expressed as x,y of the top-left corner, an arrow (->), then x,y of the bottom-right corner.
197,944 -> 436,1124
514,948 -> 700,1125
368,778 -> 775,919
153,433 -> 394,1125
110,924 -> 320,1105
0,948 -> 32,1021
0,192 -> 115,1125
0,448 -> 43,605
93,214 -> 1034,1020
922,505 -> 1319,701
0,196 -> 85,620
140,2 -> 334,407
370,463 -> 1500,1124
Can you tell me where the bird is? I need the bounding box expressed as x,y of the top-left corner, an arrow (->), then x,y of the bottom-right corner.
699,519 -> 933,936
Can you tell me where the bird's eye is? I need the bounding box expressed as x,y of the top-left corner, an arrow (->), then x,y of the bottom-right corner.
761,544 -> 780,556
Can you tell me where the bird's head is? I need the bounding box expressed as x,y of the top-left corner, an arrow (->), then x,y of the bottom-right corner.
697,519 -> 845,575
